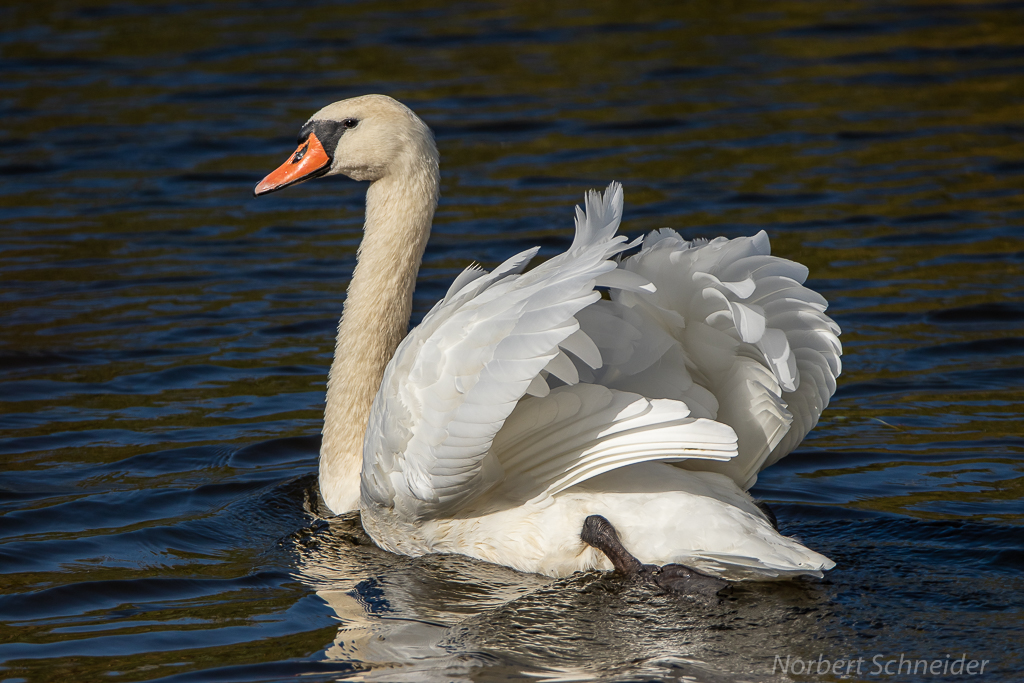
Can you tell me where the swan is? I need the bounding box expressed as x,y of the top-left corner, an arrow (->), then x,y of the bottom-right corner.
254,95 -> 842,581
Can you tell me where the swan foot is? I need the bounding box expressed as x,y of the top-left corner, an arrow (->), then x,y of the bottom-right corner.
580,514 -> 645,576
581,514 -> 728,597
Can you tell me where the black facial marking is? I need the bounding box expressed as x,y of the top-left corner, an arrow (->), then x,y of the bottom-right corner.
297,117 -> 357,161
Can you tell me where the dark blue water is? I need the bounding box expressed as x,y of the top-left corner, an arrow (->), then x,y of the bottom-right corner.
2,1 -> 1023,681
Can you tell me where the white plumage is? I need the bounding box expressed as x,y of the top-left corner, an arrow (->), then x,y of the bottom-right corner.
256,95 -> 842,581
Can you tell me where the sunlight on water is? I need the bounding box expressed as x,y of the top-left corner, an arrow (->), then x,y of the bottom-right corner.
1,0 -> 1022,681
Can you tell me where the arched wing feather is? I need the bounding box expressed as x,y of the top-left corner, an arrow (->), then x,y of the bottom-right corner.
491,384 -> 737,505
363,184 -> 647,519
361,190 -> 841,520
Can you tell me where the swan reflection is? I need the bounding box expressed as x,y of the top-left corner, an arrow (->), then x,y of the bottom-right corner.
292,493 -> 834,682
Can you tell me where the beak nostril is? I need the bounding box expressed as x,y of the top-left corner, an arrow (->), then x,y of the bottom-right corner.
256,132 -> 329,195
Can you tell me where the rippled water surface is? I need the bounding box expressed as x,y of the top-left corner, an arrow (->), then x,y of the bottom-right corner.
2,1 -> 1023,681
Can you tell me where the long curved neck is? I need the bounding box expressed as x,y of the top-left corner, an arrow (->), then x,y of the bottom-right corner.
320,156 -> 439,514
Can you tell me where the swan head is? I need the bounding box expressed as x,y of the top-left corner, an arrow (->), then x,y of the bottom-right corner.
254,94 -> 438,196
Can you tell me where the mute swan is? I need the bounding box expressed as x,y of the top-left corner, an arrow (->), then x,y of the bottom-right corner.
255,95 -> 841,580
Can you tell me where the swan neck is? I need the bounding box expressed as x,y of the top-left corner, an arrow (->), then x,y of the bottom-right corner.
320,157 -> 439,514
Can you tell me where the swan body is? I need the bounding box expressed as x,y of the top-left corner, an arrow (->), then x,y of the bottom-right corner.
255,95 -> 842,580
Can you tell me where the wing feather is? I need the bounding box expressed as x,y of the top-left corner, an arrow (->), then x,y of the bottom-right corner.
361,192 -> 840,520
362,183 -> 640,519
491,384 -> 737,503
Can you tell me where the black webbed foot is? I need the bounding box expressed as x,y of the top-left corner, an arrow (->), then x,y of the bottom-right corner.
581,514 -> 728,596
646,562 -> 728,597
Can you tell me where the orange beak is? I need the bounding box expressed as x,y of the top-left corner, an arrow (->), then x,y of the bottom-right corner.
254,132 -> 331,196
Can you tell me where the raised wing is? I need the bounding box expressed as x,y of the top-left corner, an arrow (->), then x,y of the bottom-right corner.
360,185 -> 739,520
362,184 -> 624,519
361,185 -> 840,521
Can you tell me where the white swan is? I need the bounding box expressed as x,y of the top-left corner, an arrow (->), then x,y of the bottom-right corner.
255,95 -> 842,580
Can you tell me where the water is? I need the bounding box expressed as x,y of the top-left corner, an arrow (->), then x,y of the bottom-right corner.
2,0 -> 1023,681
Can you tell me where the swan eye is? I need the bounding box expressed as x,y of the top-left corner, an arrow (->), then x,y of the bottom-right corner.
342,118 -> 359,129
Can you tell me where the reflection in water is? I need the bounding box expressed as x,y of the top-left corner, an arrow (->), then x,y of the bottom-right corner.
292,491 -> 834,682
294,505 -> 545,681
